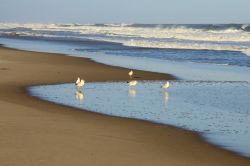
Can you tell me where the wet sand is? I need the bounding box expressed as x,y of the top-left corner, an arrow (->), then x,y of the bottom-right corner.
0,46 -> 249,166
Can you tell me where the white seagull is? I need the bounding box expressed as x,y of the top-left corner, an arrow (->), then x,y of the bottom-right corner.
127,80 -> 137,87
128,70 -> 133,78
75,77 -> 85,89
162,81 -> 170,89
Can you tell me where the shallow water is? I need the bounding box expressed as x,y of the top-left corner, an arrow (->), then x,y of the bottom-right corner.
29,81 -> 250,157
1,37 -> 250,82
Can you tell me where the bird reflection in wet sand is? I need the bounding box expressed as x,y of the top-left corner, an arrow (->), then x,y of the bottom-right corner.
162,90 -> 169,111
128,89 -> 137,97
162,90 -> 169,103
75,90 -> 84,101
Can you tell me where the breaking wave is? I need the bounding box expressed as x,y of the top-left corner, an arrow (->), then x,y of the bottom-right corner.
1,23 -> 250,56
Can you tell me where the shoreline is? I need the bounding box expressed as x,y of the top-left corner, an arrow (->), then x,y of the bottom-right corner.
0,46 -> 250,165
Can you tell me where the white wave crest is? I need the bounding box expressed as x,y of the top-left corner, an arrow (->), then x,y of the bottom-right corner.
123,39 -> 250,56
1,23 -> 250,42
241,24 -> 250,30
1,23 -> 250,56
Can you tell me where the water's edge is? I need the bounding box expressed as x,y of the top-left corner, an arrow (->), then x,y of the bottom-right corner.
1,41 -> 250,158
27,81 -> 250,159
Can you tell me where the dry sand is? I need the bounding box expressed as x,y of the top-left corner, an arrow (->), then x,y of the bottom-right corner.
0,46 -> 249,166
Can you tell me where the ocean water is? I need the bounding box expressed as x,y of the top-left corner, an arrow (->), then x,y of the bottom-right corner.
1,37 -> 250,82
28,81 -> 250,157
1,23 -> 250,157
1,23 -> 250,67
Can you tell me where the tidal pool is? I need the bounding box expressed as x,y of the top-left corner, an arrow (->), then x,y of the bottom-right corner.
28,81 -> 250,157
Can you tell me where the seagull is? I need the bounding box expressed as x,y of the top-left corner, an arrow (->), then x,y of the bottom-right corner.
128,70 -> 133,78
162,81 -> 170,89
75,77 -> 80,85
75,77 -> 85,89
127,80 -> 137,87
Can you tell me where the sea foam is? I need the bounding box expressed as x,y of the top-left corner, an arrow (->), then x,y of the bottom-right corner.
1,23 -> 250,57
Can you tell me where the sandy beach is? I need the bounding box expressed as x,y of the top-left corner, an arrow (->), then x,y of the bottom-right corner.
0,46 -> 250,166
